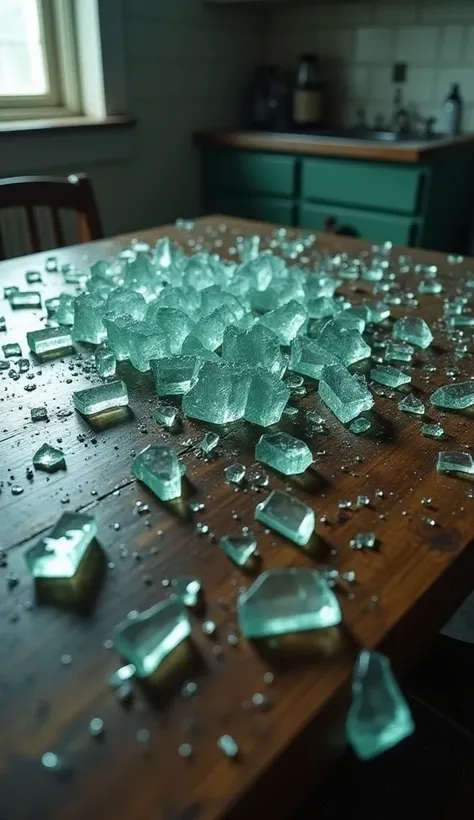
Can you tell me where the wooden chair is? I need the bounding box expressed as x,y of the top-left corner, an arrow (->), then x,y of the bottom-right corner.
0,172 -> 103,260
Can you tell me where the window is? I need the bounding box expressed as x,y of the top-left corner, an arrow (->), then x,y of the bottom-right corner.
0,0 -> 80,119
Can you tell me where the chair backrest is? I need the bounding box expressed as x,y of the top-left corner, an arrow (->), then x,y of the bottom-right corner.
0,173 -> 103,260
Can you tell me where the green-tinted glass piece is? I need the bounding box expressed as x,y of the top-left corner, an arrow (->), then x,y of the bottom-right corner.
185,307 -> 228,352
26,270 -> 42,284
366,301 -> 391,324
152,355 -> 201,395
392,316 -> 433,349
113,599 -> 191,678
26,327 -> 73,357
385,342 -> 414,363
53,293 -> 75,325
33,443 -> 66,472
183,360 -> 252,424
0,315 -> 6,332
128,321 -> 168,372
319,364 -> 374,424
73,380 -> 129,415
170,577 -> 202,607
289,335 -> 339,379
437,451 -> 474,475
333,311 -> 365,334
238,568 -> 342,639
107,287 -> 147,320
256,432 -> 313,475
306,296 -> 338,320
346,650 -> 414,760
222,323 -> 284,376
72,293 -> 107,344
351,532 -> 376,550
220,532 -> 258,567
95,346 -> 116,378
418,280 -> 442,294
398,393 -> 425,415
2,342 -> 22,358
154,402 -> 179,428
103,313 -> 137,361
225,463 -> 246,484
422,422 -> 444,439
244,368 -> 290,426
199,431 -> 219,453
430,381 -> 474,410
132,444 -> 183,500
370,364 -> 411,389
9,291 -> 42,309
349,416 -> 371,434
145,307 -> 194,354
319,321 -> 371,366
259,300 -> 307,345
255,489 -> 315,546
217,734 -> 239,759
25,512 -> 97,579
31,406 -> 48,422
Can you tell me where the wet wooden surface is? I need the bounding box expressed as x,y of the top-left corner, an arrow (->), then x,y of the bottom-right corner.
1,216 -> 474,820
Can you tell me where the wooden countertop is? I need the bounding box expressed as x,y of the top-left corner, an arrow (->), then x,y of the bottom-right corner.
2,216 -> 474,820
195,128 -> 474,163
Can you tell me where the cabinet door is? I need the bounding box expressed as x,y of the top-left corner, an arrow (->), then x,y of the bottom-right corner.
204,149 -> 296,197
302,158 -> 426,215
300,202 -> 418,246
207,190 -> 295,226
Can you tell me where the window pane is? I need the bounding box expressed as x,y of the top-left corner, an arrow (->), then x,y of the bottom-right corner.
0,0 -> 47,95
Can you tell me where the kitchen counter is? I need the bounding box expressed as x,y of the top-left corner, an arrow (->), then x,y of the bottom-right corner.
195,127 -> 474,164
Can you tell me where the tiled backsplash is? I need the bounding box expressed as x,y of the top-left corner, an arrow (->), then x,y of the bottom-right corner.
264,1 -> 474,131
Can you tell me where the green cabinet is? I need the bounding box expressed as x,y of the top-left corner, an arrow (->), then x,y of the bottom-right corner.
200,144 -> 474,252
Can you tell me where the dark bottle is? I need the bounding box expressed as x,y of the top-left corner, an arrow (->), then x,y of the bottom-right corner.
292,54 -> 323,128
442,83 -> 462,136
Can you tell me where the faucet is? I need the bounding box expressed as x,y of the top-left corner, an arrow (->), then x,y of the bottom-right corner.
392,87 -> 410,134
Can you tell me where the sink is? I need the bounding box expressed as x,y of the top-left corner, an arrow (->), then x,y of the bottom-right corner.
278,127 -> 438,143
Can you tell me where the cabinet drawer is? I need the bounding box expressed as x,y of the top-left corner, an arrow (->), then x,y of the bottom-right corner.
302,158 -> 426,214
204,149 -> 296,197
300,202 -> 417,246
207,189 -> 295,226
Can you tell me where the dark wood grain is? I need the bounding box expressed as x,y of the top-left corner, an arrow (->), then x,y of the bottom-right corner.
195,128 -> 474,163
1,216 -> 474,820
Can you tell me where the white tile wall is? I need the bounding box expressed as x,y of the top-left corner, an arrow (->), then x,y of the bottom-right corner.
264,0 -> 474,131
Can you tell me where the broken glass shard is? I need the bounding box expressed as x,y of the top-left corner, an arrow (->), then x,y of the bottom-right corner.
107,287 -> 147,320
392,316 -> 433,349
367,301 -> 391,324
422,422 -> 444,439
103,313 -> 136,361
25,512 -> 97,579
152,355 -> 201,395
225,463 -> 246,484
2,342 -> 21,358
319,364 -> 374,424
9,291 -> 42,309
398,393 -> 425,415
307,295 -> 338,320
170,577 -> 202,607
0,315 -> 5,332
25,270 -> 41,284
199,431 -> 219,454
244,368 -> 290,426
154,402 -> 179,429
385,341 -> 414,363
73,380 -> 128,416
220,532 -> 258,567
132,444 -> 183,500
430,381 -> 474,410
289,336 -> 339,380
72,293 -> 107,344
259,300 -> 307,345
256,432 -> 313,475
27,327 -> 73,358
255,490 -> 314,546
95,347 -> 116,378
31,406 -> 48,422
217,735 -> 239,759
183,360 -> 252,424
33,443 -> 66,472
370,365 -> 411,389
437,451 -> 474,475
349,416 -> 371,434
346,650 -> 414,760
223,323 -> 284,376
128,321 -> 168,371
113,599 -> 191,678
318,321 -> 371,366
238,568 -> 342,638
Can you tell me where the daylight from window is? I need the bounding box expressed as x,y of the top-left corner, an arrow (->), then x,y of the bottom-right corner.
0,0 -> 47,96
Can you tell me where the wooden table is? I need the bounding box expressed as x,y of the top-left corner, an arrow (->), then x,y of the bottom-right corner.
1,216 -> 474,820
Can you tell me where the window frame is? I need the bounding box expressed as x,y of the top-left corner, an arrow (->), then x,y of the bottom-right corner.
0,0 -> 81,120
